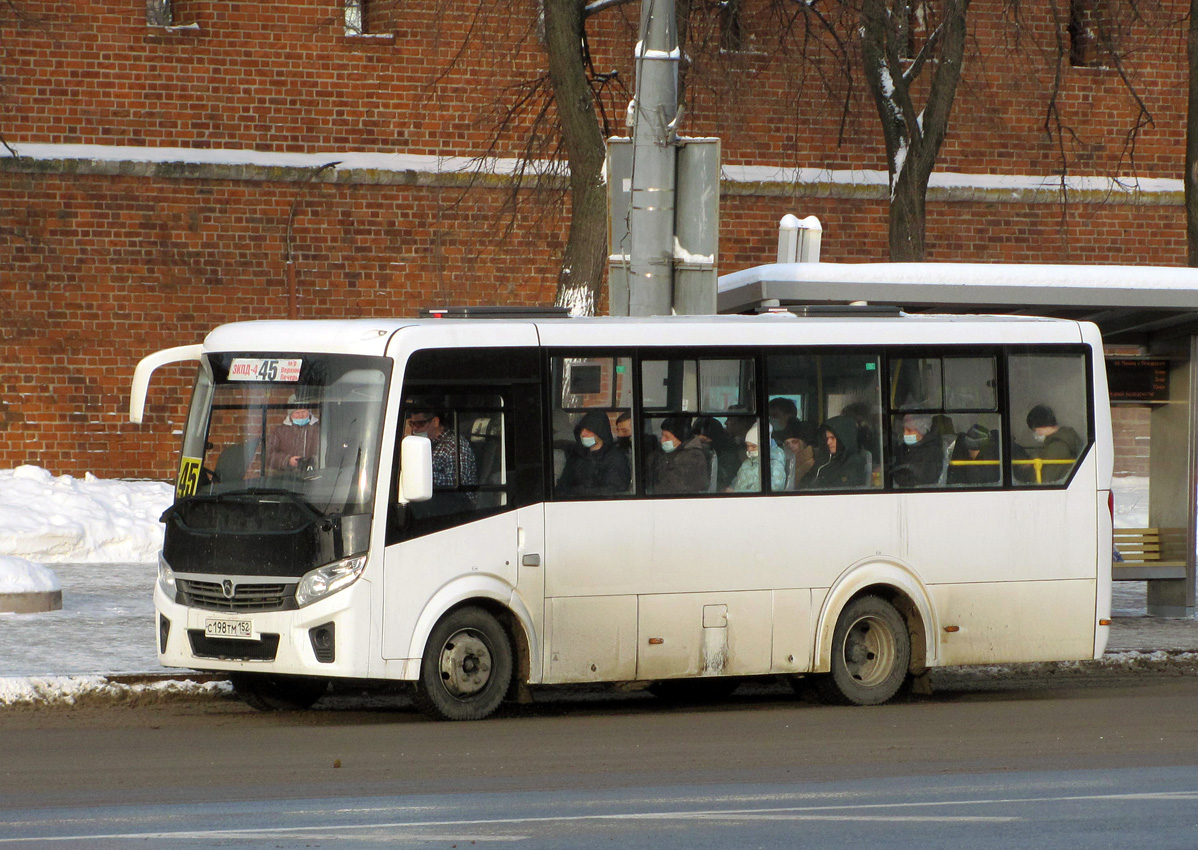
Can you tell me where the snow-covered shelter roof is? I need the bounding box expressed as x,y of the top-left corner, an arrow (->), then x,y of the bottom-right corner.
717,262 -> 1198,345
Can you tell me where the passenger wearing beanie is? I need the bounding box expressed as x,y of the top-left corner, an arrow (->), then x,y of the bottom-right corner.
890,413 -> 944,488
1025,404 -> 1082,483
947,423 -> 1001,486
728,421 -> 787,493
557,410 -> 631,497
776,420 -> 819,490
648,416 -> 710,495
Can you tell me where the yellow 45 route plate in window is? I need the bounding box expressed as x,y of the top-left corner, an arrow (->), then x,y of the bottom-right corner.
176,457 -> 202,498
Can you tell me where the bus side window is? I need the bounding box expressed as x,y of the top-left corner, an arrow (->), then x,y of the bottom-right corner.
890,355 -> 1002,490
641,357 -> 756,496
1008,353 -> 1090,486
392,396 -> 509,537
551,356 -> 635,499
767,353 -> 882,491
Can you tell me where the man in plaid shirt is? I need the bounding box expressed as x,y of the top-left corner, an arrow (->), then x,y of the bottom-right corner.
408,410 -> 477,489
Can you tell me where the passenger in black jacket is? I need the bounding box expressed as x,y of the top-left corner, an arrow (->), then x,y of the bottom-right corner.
801,415 -> 870,489
556,410 -> 631,497
891,413 -> 945,488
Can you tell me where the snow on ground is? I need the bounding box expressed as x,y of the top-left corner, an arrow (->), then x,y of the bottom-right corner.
0,557 -> 61,594
0,466 -> 206,704
0,468 -> 1187,707
0,465 -> 173,563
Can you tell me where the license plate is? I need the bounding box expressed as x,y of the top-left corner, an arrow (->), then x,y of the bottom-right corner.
205,618 -> 254,640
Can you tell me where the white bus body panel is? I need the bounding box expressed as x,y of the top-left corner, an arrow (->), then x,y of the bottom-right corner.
150,313 -> 1111,687
155,571 -> 378,679
379,324 -> 544,681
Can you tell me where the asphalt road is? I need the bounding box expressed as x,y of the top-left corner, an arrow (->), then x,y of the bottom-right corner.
2,672 -> 1196,848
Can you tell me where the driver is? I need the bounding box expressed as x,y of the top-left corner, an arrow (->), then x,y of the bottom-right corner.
266,402 -> 321,472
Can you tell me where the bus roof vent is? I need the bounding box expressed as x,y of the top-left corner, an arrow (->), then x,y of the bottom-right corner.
419,306 -> 572,320
756,304 -> 904,318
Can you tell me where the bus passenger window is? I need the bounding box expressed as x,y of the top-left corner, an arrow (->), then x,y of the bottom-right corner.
890,354 -> 1001,490
641,357 -> 757,496
768,353 -> 882,491
551,356 -> 634,498
1008,353 -> 1089,486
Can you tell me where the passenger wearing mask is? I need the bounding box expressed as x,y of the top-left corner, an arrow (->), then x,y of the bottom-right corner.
1026,404 -> 1082,483
728,422 -> 787,493
947,423 -> 1000,486
647,416 -> 710,495
557,410 -> 631,497
800,415 -> 869,489
890,413 -> 945,488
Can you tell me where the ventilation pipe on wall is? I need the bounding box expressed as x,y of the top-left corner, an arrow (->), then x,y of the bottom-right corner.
777,214 -> 823,264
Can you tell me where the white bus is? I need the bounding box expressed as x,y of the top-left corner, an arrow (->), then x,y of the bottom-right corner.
130,307 -> 1113,720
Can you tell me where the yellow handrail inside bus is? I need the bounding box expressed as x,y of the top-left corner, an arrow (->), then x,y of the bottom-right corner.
945,458 -> 1073,484
1010,457 -> 1075,484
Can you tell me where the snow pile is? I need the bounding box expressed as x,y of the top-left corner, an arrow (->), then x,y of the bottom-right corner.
0,675 -> 232,708
0,465 -> 173,564
0,556 -> 61,593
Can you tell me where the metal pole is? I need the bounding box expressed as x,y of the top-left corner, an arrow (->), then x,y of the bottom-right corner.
627,0 -> 678,316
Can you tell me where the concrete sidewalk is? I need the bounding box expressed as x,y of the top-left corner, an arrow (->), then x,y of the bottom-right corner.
1109,581 -> 1198,652
1108,616 -> 1198,652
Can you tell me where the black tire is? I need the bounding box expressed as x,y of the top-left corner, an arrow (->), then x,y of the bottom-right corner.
414,606 -> 513,721
648,677 -> 740,704
816,595 -> 910,706
230,673 -> 328,711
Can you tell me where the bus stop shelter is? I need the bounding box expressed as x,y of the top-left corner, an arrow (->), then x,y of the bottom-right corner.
718,259 -> 1198,617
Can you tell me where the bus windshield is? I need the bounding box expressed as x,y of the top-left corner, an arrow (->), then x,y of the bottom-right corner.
175,353 -> 391,521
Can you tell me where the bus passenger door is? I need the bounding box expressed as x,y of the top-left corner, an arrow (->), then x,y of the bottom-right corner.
514,504 -> 546,680
380,341 -> 546,672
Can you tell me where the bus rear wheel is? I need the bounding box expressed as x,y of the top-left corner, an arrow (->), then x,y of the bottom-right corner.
230,673 -> 328,711
414,606 -> 513,721
816,596 -> 910,706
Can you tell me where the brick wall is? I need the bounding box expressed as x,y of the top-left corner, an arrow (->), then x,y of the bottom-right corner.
1111,404 -> 1152,478
1,171 -> 565,479
1,1 -> 1190,479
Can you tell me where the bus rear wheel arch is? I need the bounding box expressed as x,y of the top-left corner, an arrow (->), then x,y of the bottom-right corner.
414,605 -> 514,721
816,595 -> 911,706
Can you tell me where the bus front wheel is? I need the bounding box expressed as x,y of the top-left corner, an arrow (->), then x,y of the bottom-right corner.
229,673 -> 328,711
415,606 -> 513,721
817,596 -> 910,706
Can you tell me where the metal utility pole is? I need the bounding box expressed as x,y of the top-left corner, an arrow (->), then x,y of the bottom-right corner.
609,0 -> 719,317
627,0 -> 678,316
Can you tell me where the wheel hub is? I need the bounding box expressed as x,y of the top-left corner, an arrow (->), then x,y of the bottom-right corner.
843,616 -> 896,687
438,629 -> 493,698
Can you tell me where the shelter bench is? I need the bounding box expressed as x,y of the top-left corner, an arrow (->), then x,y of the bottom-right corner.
1113,527 -> 1188,581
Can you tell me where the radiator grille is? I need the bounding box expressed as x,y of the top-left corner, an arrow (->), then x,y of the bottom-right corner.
179,579 -> 296,612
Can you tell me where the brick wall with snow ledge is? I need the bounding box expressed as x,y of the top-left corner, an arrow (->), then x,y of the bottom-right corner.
1,2 -> 1189,479
0,557 -> 62,614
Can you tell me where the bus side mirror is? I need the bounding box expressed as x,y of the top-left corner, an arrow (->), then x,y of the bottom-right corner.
398,435 -> 433,503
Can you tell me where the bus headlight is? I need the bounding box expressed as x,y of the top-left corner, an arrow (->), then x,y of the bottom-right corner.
157,554 -> 177,598
295,554 -> 368,607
